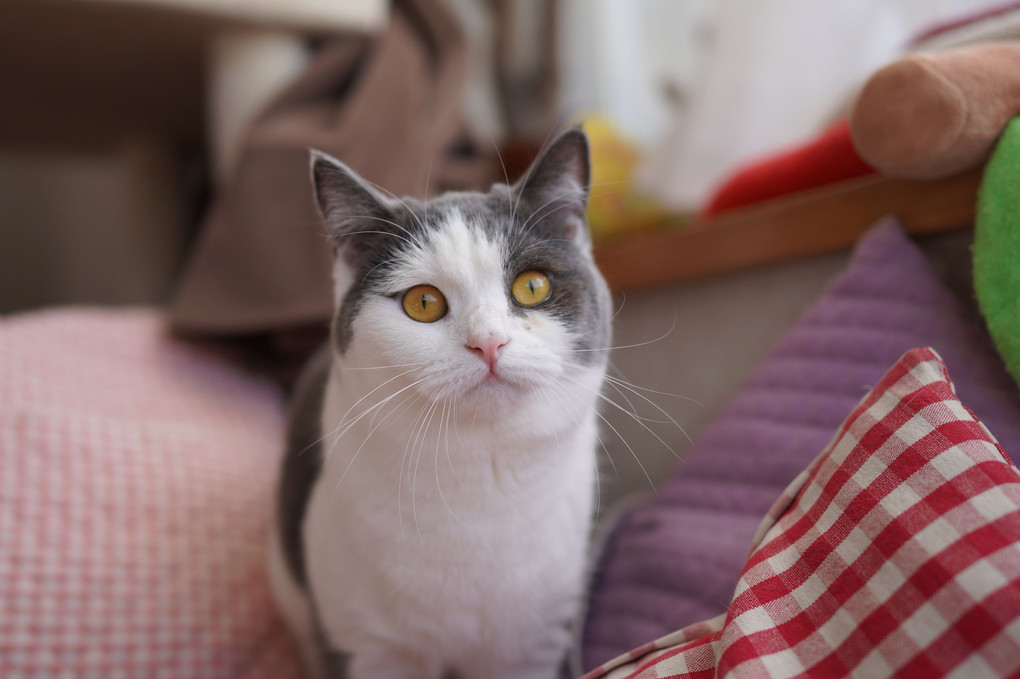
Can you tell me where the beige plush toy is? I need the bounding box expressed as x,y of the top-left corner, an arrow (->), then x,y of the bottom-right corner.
850,41 -> 1020,180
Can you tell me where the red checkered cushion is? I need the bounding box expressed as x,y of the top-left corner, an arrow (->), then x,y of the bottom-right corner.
0,309 -> 301,678
584,347 -> 1020,678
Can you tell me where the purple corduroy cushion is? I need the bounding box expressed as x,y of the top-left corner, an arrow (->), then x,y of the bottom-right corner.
581,217 -> 1020,670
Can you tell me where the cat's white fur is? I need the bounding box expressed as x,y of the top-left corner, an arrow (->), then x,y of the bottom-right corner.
269,210 -> 605,678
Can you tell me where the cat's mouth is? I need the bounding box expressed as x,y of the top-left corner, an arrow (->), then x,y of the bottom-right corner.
465,363 -> 548,396
456,373 -> 535,414
468,370 -> 513,393
419,356 -> 554,403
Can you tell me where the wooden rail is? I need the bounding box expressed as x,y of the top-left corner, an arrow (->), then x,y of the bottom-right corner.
595,168 -> 983,292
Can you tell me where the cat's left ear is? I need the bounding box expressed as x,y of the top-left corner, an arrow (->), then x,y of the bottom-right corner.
513,128 -> 592,245
310,150 -> 395,248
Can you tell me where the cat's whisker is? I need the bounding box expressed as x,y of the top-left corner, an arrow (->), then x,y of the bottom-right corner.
424,154 -> 434,231
397,390 -> 435,539
335,227 -> 414,246
513,184 -> 627,246
548,380 -> 617,483
324,373 -> 432,479
324,375 -> 434,472
338,361 -> 429,372
509,124 -> 579,230
323,368 -> 422,442
595,426 -> 618,481
602,379 -> 693,449
508,134 -> 542,227
359,258 -> 397,286
364,390 -> 424,486
552,381 -> 656,491
411,395 -> 442,523
568,363 -> 697,445
364,385 -> 392,431
566,359 -> 704,410
359,177 -> 427,235
434,397 -> 466,526
302,367 -> 421,458
560,373 -> 685,462
576,294 -> 626,340
513,238 -> 576,259
600,378 -> 673,426
571,317 -> 678,353
535,383 -> 563,448
571,364 -> 681,424
512,190 -> 582,247
400,385 -> 449,538
333,391 -> 419,494
446,393 -> 464,482
492,137 -> 516,227
603,372 -> 702,405
543,381 -> 606,523
357,210 -> 419,239
339,209 -> 419,240
602,373 -> 704,411
514,197 -> 586,249
518,182 -> 626,234
411,391 -> 447,550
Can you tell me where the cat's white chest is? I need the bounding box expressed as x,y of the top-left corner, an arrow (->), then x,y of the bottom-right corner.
302,368 -> 598,676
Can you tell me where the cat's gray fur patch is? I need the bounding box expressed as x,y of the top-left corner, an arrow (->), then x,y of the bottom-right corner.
278,343 -> 332,588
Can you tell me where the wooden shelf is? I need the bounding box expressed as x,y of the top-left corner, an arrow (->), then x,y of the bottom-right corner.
595,168 -> 983,292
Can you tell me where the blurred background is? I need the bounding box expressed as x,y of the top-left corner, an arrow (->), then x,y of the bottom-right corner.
0,0 -> 1002,500
0,0 -> 992,313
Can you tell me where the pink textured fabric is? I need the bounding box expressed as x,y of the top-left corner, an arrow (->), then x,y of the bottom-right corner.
0,309 -> 300,678
584,348 -> 1020,679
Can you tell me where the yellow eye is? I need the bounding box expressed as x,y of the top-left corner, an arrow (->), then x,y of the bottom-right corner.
512,271 -> 552,307
402,285 -> 447,323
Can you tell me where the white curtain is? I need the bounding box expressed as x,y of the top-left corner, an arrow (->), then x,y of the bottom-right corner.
557,0 -> 996,211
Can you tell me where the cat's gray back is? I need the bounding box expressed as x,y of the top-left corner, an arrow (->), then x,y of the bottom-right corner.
278,343 -> 331,589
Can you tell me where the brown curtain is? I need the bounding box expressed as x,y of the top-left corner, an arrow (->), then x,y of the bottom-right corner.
169,0 -> 494,337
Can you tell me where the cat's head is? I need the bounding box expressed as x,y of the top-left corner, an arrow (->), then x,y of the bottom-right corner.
312,129 -> 610,415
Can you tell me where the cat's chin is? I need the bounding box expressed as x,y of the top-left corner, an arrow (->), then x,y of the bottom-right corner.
448,371 -> 544,416
457,388 -> 521,421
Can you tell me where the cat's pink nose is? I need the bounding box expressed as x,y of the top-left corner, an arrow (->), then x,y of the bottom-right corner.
467,335 -> 509,372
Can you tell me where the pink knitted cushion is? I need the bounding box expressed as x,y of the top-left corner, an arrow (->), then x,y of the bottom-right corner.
0,309 -> 301,678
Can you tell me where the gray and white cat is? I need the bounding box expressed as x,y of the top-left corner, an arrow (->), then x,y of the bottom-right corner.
268,129 -> 611,679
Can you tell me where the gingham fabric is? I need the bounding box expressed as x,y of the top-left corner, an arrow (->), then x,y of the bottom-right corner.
0,309 -> 301,678
585,347 -> 1020,679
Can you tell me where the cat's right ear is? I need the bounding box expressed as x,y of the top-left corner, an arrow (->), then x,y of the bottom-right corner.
310,150 -> 394,246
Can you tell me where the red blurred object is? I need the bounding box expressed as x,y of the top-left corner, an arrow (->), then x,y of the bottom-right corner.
702,119 -> 876,217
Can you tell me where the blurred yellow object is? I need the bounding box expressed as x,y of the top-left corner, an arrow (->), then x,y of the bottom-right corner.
581,114 -> 684,243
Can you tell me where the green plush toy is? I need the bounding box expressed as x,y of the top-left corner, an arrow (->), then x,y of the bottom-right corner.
975,116 -> 1020,388
849,43 -> 1020,389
